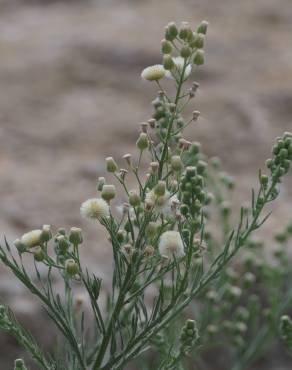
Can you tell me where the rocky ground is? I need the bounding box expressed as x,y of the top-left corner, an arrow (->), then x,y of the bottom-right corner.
0,0 -> 292,368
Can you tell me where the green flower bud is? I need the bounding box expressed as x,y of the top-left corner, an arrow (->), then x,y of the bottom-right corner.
57,228 -> 66,235
186,166 -> 197,178
161,39 -> 172,54
136,133 -> 149,151
40,224 -> 52,243
56,235 -> 69,252
165,22 -> 178,41
97,176 -> 106,191
69,227 -> 83,245
14,239 -> 27,253
193,50 -> 205,65
146,222 -> 159,238
106,157 -> 118,173
14,359 -> 28,370
34,247 -> 45,262
260,175 -> 269,187
197,20 -> 209,35
280,148 -> 288,159
197,160 -> 207,174
171,155 -> 183,172
179,22 -> 192,40
180,46 -> 192,58
129,190 -> 141,207
163,54 -> 175,70
116,229 -> 126,243
191,33 -> 205,48
221,201 -> 231,217
65,259 -> 79,276
154,181 -> 166,196
101,184 -> 116,202
189,142 -> 201,155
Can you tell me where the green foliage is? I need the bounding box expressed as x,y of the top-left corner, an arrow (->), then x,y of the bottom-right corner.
0,20 -> 291,370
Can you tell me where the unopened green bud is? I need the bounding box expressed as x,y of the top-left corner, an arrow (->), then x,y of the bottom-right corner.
146,222 -> 159,238
149,162 -> 159,174
106,157 -> 118,173
97,176 -> 106,191
180,46 -> 192,58
166,22 -> 178,41
154,181 -> 166,196
280,148 -> 288,159
191,33 -> 205,48
197,20 -> 209,35
57,228 -> 66,235
197,160 -> 207,174
40,224 -> 52,243
14,239 -> 26,253
221,201 -> 231,217
171,155 -> 183,172
260,175 -> 268,187
186,166 -> 197,178
161,39 -> 172,54
179,22 -> 192,40
129,190 -> 141,207
189,142 -> 201,155
193,50 -> 205,65
101,184 -> 116,201
34,247 -> 45,262
136,133 -> 149,151
14,359 -> 28,370
117,229 -> 126,243
69,227 -> 83,245
56,235 -> 69,252
65,259 -> 79,276
180,204 -> 188,216
163,54 -> 175,70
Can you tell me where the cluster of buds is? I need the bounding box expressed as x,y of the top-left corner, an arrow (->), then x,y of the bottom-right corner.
163,20 -> 208,73
13,225 -> 52,260
179,165 -> 209,223
266,132 -> 292,182
179,319 -> 199,355
13,226 -> 82,277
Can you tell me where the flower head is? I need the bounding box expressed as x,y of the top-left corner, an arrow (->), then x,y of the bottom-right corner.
80,198 -> 110,220
20,230 -> 42,249
145,190 -> 179,218
141,65 -> 166,81
159,230 -> 185,258
165,56 -> 192,80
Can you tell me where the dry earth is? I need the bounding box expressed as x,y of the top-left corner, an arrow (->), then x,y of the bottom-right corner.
0,0 -> 292,368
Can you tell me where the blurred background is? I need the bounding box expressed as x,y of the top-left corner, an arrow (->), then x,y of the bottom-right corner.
0,0 -> 292,367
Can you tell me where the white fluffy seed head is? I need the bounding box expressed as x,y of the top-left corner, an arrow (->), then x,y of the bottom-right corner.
159,230 -> 185,258
80,198 -> 110,220
165,56 -> 192,80
20,229 -> 42,248
141,65 -> 166,81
